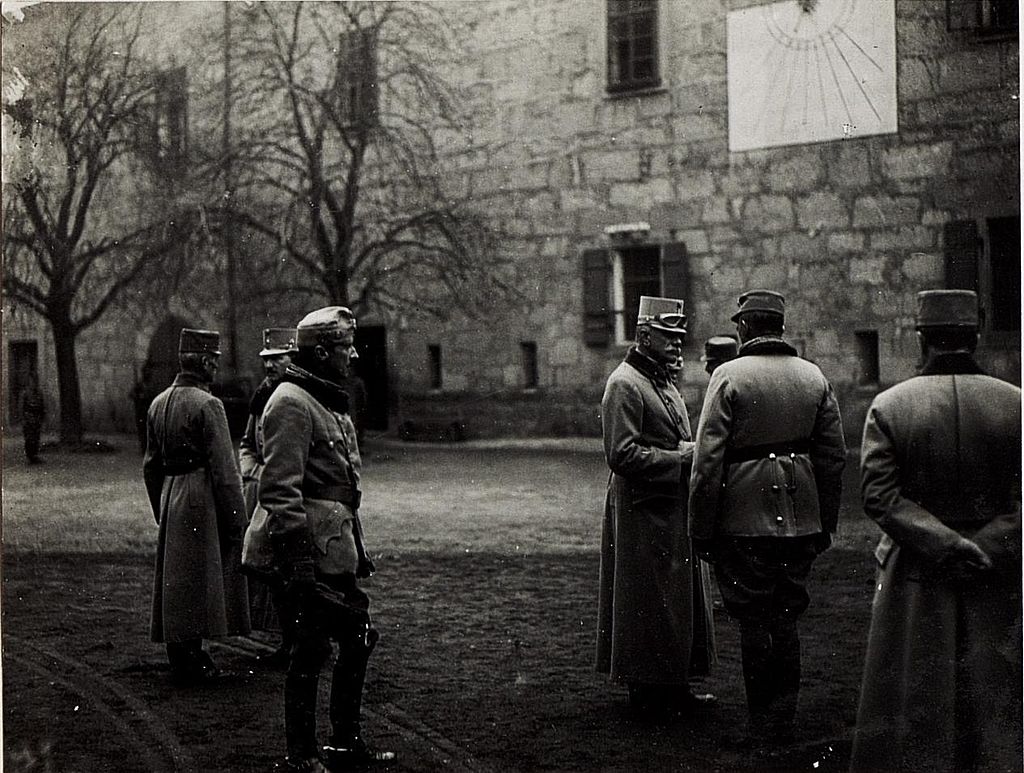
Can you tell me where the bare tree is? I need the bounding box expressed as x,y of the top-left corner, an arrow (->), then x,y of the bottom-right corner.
3,5 -> 202,443
223,1 -> 516,319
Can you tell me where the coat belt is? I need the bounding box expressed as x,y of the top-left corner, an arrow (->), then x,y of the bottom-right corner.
724,440 -> 811,466
303,484 -> 358,508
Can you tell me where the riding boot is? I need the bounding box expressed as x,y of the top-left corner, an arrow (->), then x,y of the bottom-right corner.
739,620 -> 775,743
285,670 -> 321,761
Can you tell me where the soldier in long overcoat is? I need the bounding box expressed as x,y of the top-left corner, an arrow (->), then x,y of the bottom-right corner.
851,290 -> 1022,772
689,290 -> 846,746
596,296 -> 716,715
144,328 -> 250,685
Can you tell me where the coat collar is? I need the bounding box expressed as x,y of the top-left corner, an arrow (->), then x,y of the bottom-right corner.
172,372 -> 210,391
737,336 -> 799,357
281,364 -> 350,414
918,351 -> 987,376
625,345 -> 671,386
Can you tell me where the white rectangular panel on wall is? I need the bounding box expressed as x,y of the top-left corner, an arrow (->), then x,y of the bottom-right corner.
727,0 -> 897,152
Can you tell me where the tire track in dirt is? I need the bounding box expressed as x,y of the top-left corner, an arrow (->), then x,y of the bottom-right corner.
6,634 -> 197,772
218,637 -> 495,773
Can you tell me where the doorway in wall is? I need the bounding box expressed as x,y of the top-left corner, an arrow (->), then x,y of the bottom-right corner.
352,325 -> 389,433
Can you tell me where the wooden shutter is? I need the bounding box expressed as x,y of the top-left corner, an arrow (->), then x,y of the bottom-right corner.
661,241 -> 689,304
943,220 -> 980,292
582,249 -> 611,347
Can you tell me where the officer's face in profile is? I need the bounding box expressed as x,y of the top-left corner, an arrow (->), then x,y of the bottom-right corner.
262,353 -> 292,383
322,334 -> 358,378
641,326 -> 684,366
201,353 -> 220,383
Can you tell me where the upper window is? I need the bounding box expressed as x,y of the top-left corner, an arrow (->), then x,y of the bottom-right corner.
947,0 -> 1018,38
336,30 -> 379,128
607,0 -> 660,94
145,67 -> 188,177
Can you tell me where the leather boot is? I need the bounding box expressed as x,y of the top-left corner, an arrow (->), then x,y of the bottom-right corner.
285,671 -> 321,761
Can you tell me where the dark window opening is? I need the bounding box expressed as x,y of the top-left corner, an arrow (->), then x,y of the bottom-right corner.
620,246 -> 661,341
336,30 -> 379,128
855,330 -> 880,386
520,341 -> 539,389
144,67 -> 188,177
987,215 -> 1021,332
427,344 -> 442,389
947,0 -> 1018,36
607,0 -> 660,93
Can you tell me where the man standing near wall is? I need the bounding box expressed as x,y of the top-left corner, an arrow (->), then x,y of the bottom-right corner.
239,327 -> 299,667
699,335 -> 739,376
259,306 -> 394,772
851,290 -> 1022,772
143,328 -> 250,685
688,290 -> 846,747
596,295 -> 716,717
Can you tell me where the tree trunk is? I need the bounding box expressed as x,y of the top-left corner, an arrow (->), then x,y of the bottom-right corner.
49,310 -> 84,445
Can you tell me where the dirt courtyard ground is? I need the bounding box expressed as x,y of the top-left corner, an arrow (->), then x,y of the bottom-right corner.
3,437 -> 879,773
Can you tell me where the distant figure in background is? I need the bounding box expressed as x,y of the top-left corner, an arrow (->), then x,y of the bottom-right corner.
21,372 -> 45,464
851,290 -> 1022,772
689,290 -> 846,748
597,295 -> 716,717
239,327 -> 299,668
699,335 -> 738,376
143,328 -> 250,686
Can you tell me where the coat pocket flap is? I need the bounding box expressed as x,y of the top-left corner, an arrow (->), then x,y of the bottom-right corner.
305,498 -> 355,555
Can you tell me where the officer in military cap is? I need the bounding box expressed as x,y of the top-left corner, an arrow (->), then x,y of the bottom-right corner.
239,328 -> 299,666
689,290 -> 846,747
851,290 -> 1022,772
596,296 -> 716,717
258,308 -> 395,772
143,328 -> 250,686
700,335 -> 739,376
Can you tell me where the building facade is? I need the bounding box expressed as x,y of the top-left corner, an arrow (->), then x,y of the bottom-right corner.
4,0 -> 1019,441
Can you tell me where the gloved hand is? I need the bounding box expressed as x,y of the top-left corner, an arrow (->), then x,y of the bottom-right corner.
692,538 -> 717,564
941,537 -> 993,582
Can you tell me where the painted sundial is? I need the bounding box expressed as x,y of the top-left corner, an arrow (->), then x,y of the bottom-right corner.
727,0 -> 898,152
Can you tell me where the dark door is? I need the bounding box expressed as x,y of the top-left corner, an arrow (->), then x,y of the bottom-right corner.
353,325 -> 389,432
8,341 -> 39,426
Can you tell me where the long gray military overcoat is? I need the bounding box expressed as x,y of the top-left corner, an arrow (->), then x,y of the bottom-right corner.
596,347 -> 715,685
144,373 -> 250,643
851,353 -> 1022,772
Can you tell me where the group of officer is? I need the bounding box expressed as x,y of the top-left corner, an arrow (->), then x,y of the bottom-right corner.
143,307 -> 394,773
140,288 -> 1020,772
598,288 -> 1021,770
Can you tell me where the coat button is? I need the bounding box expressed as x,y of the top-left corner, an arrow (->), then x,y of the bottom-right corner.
769,453 -> 777,460
328,441 -> 335,448
772,484 -> 780,491
776,516 -> 784,523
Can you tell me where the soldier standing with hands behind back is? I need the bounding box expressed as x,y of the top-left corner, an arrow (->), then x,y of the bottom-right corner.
689,290 -> 846,748
851,290 -> 1022,772
596,296 -> 716,717
143,328 -> 250,686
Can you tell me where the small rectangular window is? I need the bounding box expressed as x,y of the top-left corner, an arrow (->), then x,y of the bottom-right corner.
947,0 -> 1018,36
336,30 -> 379,127
427,344 -> 442,389
607,0 -> 660,93
145,67 -> 188,177
520,342 -> 539,389
855,330 -> 880,386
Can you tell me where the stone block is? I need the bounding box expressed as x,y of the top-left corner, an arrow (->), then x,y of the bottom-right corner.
853,195 -> 920,228
780,232 -> 820,262
796,192 -> 850,230
702,196 -> 732,224
584,149 -> 640,182
767,153 -> 824,193
938,49 -> 1007,94
829,143 -> 873,189
676,168 -> 717,200
609,178 -> 673,207
900,57 -> 938,99
849,256 -> 884,284
677,228 -> 710,255
881,142 -> 954,181
648,201 -> 703,231
551,337 -> 579,367
828,231 -> 866,254
741,195 -> 795,234
900,250 -> 943,283
671,111 -> 727,142
868,225 -> 935,252
749,262 -> 788,289
709,266 -> 747,294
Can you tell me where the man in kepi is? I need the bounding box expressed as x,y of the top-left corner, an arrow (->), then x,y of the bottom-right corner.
596,296 -> 716,717
689,290 -> 846,748
259,307 -> 395,772
699,335 -> 738,376
143,328 -> 250,686
851,290 -> 1022,772
239,327 -> 299,667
